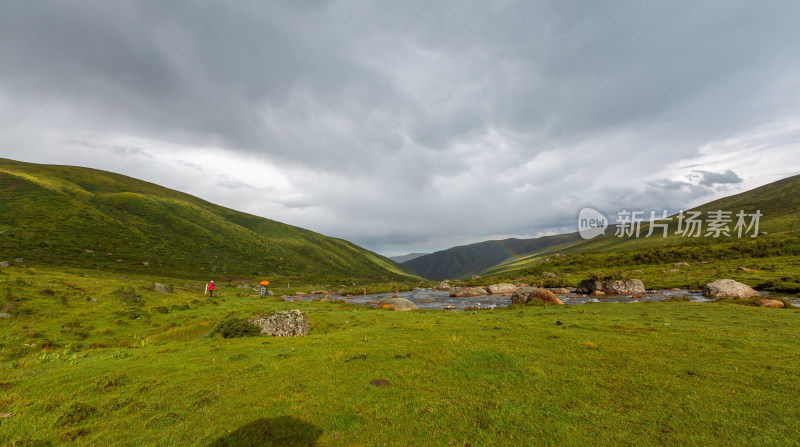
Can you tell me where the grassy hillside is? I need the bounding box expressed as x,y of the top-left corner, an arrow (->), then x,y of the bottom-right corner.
1,267 -> 799,445
480,175 -> 800,288
403,233 -> 583,280
0,158 -> 417,283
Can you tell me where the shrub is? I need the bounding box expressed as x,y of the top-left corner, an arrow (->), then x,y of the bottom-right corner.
209,318 -> 261,338
114,287 -> 141,305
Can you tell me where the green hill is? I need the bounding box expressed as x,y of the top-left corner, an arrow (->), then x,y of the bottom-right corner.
482,174 -> 800,278
403,233 -> 583,280
0,158 -> 417,282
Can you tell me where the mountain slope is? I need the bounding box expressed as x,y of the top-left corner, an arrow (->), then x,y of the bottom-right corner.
402,233 -> 583,280
482,174 -> 800,277
0,158 -> 417,281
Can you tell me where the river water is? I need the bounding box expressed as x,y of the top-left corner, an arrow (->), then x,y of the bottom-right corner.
285,288 -> 800,311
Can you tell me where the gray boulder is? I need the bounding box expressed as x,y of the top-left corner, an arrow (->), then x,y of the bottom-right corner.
237,282 -> 251,289
576,279 -> 645,295
249,310 -> 308,337
548,288 -> 571,295
702,279 -> 758,298
0,313 -> 11,318
0,261 -> 8,268
153,283 -> 169,293
377,297 -> 418,311
510,287 -> 539,304
486,283 -> 518,294
434,281 -> 451,290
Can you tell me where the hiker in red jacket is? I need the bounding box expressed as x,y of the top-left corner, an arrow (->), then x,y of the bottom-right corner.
208,280 -> 215,297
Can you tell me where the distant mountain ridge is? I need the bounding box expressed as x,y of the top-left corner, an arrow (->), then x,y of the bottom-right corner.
0,158 -> 417,281
389,253 -> 429,263
402,233 -> 583,280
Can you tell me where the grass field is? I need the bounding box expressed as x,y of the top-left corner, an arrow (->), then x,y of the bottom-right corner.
2,266 -> 799,446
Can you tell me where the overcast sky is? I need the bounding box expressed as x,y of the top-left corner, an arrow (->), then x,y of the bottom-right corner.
2,1 -> 800,256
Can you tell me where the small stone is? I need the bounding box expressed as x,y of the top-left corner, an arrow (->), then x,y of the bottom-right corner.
0,313 -> 11,318
370,379 -> 390,387
420,300 -> 433,303
759,299 -> 784,309
153,283 -> 169,293
0,261 -> 8,268
142,261 -> 149,266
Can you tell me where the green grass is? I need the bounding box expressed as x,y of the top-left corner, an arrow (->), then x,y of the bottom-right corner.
0,158 -> 418,283
2,267 -> 799,446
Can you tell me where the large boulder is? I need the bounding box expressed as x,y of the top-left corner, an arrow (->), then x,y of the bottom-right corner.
0,261 -> 9,268
575,279 -> 645,295
702,279 -> 758,298
527,288 -> 563,305
510,287 -> 539,304
434,281 -> 451,290
449,287 -> 488,297
377,297 -> 418,311
486,283 -> 518,295
153,283 -> 169,293
249,310 -> 308,337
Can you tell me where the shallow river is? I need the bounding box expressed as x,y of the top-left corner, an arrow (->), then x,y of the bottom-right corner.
285,288 -> 800,311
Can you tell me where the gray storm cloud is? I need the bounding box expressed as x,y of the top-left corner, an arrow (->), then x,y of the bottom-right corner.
1,1 -> 799,254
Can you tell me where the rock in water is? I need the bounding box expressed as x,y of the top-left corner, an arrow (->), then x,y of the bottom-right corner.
449,287 -> 488,297
702,279 -> 758,298
527,288 -> 563,305
249,310 -> 308,337
377,297 -> 418,311
548,288 -> 571,295
434,281 -> 451,290
153,283 -> 169,293
575,279 -> 645,295
486,283 -> 518,294
510,287 -> 539,304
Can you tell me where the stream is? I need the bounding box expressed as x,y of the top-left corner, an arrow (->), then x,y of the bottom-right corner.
285,288 -> 800,311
